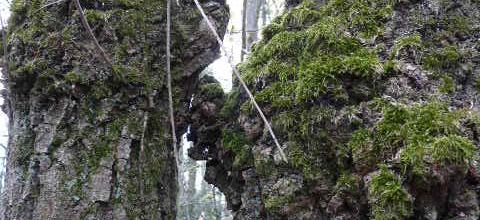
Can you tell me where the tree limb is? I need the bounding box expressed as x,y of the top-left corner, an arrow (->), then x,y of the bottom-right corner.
73,0 -> 113,67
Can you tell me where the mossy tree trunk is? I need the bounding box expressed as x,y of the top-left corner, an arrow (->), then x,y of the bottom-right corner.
188,0 -> 480,219
0,0 -> 228,219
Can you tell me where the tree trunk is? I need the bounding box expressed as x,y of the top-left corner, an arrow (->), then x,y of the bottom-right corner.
0,1 -> 228,219
241,0 -> 248,61
246,0 -> 263,51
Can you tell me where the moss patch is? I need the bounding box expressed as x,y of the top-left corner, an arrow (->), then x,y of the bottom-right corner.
264,195 -> 293,212
369,166 -> 412,220
240,0 -> 393,110
349,102 -> 477,177
222,130 -> 253,169
424,46 -> 462,71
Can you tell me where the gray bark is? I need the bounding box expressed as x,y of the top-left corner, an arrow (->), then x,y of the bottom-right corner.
0,1 -> 229,219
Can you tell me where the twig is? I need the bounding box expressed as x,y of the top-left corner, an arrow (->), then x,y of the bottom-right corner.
193,0 -> 288,162
138,112 -> 148,201
73,0 -> 113,66
0,13 -> 7,76
33,0 -> 67,13
166,0 -> 181,177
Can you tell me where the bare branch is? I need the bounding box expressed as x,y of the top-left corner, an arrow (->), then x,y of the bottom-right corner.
73,0 -> 113,67
33,0 -> 68,13
166,0 -> 181,174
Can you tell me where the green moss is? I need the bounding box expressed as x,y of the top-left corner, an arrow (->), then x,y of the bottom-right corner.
369,166 -> 412,220
272,111 -> 298,137
445,16 -> 474,35
349,101 -> 477,177
199,83 -> 224,99
322,0 -> 394,38
256,82 -> 295,108
84,9 -> 106,26
240,0 -> 392,109
260,31 -> 306,62
349,128 -> 377,171
264,195 -> 293,212
219,89 -> 241,119
390,34 -> 423,59
476,77 -> 480,92
240,100 -> 255,116
429,135 -> 476,166
222,130 -> 252,169
440,75 -> 455,93
65,70 -> 86,84
335,173 -> 359,193
254,158 -> 278,178
280,0 -> 322,28
399,142 -> 426,177
87,141 -> 111,171
289,143 -> 318,179
261,22 -> 284,41
424,46 -> 461,71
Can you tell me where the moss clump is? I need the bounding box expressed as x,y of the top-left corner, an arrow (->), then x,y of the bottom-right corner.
349,102 -> 477,177
240,0 -> 392,109
222,130 -> 252,169
272,111 -> 297,137
84,9 -> 106,26
199,83 -> 224,99
390,34 -> 423,59
440,75 -> 455,93
271,107 -> 338,179
424,46 -> 461,71
429,135 -> 476,165
9,0 -> 27,26
219,89 -> 241,119
289,143 -> 316,179
349,128 -> 376,172
369,166 -> 412,220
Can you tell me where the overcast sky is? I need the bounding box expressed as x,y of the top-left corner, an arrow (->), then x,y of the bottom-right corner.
0,0 -> 10,158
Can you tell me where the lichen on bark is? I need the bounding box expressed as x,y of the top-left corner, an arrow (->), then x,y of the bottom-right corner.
1,0 -> 228,219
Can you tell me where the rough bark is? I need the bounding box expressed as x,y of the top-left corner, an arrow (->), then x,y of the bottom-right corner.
189,0 -> 480,219
0,0 -> 228,219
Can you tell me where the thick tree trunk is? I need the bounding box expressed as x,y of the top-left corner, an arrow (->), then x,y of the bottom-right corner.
188,0 -> 480,219
0,1 -> 228,219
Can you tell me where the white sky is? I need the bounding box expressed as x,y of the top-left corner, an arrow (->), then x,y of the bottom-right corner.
0,0 -> 10,158
208,0 -> 284,91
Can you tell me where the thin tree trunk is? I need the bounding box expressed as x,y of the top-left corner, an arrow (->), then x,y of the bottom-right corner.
241,0 -> 248,61
261,0 -> 268,27
246,0 -> 262,51
212,186 -> 221,220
